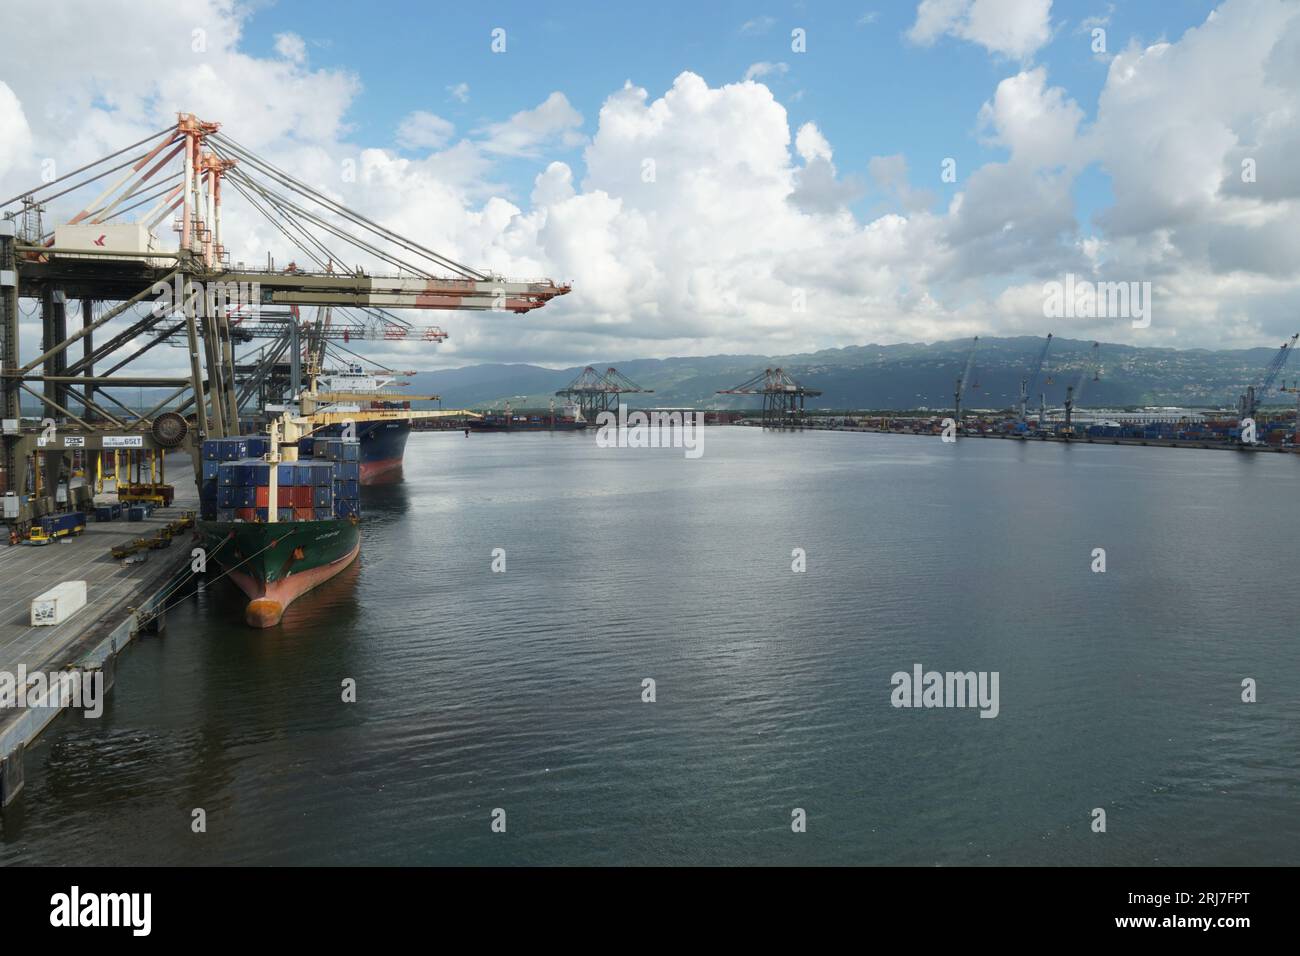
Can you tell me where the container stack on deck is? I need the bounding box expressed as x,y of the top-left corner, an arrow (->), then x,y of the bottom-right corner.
299,437 -> 361,518
198,435 -> 360,522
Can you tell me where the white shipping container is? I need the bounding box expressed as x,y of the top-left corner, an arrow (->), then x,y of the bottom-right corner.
30,581 -> 88,627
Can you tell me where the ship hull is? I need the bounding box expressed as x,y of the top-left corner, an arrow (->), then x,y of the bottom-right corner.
198,519 -> 361,627
315,419 -> 410,485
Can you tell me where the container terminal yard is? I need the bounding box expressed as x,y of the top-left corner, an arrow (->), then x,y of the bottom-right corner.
718,335 -> 1300,451
0,116 -> 1296,807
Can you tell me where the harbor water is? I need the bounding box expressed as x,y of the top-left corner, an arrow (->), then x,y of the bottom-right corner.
1,428 -> 1296,865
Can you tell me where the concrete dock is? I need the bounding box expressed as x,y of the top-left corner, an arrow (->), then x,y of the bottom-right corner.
764,422 -> 1299,453
0,453 -> 198,805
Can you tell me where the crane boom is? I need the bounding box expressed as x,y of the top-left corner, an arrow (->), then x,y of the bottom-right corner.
1063,342 -> 1100,437
1258,333 -> 1298,394
953,336 -> 979,430
1019,333 -> 1053,423
957,336 -> 979,402
1239,333 -> 1298,421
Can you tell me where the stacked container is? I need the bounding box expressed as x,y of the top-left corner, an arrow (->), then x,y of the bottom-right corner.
199,435 -> 359,522
307,437 -> 362,519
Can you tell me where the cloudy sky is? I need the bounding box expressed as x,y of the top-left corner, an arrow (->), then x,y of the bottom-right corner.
2,0 -> 1298,373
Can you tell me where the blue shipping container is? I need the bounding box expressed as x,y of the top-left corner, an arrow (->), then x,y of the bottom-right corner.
220,440 -> 249,461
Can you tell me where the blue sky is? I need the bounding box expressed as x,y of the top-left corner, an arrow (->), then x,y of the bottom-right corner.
237,0 -> 1217,227
4,0 -> 1295,366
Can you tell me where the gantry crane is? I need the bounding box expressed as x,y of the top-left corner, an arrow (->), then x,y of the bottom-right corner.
717,368 -> 822,429
0,113 -> 569,529
555,367 -> 653,421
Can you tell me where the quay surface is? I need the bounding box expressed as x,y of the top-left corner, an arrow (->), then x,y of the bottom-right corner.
761,422 -> 1299,453
0,453 -> 198,805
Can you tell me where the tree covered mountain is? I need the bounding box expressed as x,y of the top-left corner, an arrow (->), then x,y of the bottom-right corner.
407,336 -> 1299,412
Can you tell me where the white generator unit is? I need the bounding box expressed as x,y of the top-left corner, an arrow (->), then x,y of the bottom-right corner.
53,223 -> 169,267
30,581 -> 88,627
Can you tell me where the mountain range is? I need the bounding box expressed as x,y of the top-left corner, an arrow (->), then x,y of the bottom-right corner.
402,336 -> 1300,412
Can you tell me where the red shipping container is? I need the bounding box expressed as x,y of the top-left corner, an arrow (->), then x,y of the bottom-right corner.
236,507 -> 257,522
293,507 -> 314,521
254,486 -> 310,507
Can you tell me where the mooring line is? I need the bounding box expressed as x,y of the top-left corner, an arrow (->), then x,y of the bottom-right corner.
135,533 -> 287,628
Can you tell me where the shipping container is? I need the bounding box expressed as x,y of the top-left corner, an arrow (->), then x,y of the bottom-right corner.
30,511 -> 87,544
30,580 -> 88,626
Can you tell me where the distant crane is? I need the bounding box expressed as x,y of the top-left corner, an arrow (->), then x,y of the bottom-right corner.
601,367 -> 655,409
717,368 -> 822,429
1237,333 -> 1298,423
953,336 -> 979,430
1278,379 -> 1300,443
555,366 -> 653,421
1063,342 -> 1101,437
1019,333 -> 1053,424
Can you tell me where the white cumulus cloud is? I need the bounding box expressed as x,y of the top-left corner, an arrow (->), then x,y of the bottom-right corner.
908,0 -> 1053,59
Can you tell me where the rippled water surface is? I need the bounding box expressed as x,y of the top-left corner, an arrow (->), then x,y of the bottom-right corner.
2,428 -> 1296,865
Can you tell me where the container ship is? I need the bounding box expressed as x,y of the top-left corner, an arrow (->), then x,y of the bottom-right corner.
297,364 -> 469,483
468,401 -> 588,432
197,416 -> 361,628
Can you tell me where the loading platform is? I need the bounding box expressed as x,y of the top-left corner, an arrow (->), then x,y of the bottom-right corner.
0,453 -> 198,806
